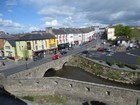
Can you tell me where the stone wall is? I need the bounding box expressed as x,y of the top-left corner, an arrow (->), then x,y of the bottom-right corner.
2,77 -> 140,105
8,56 -> 72,79
66,55 -> 140,84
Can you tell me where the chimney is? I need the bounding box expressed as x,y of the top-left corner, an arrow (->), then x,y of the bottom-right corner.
46,27 -> 53,34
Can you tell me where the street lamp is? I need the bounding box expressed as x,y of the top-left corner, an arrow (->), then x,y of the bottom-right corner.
25,57 -> 28,69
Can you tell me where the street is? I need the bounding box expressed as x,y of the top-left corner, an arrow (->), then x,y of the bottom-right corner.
0,39 -> 98,76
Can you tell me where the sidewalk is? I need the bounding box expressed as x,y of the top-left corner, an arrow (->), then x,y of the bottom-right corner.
0,54 -> 53,71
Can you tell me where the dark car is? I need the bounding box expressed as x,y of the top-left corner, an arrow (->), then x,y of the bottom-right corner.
59,50 -> 67,55
81,50 -> 89,54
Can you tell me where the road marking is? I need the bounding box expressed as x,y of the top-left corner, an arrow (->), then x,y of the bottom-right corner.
126,53 -> 140,57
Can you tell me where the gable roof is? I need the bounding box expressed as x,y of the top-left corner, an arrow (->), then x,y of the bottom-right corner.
8,40 -> 16,47
7,40 -> 16,47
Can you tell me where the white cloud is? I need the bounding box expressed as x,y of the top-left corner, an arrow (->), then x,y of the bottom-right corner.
0,18 -> 24,28
29,26 -> 40,31
110,11 -> 126,21
8,9 -> 13,13
45,20 -> 61,27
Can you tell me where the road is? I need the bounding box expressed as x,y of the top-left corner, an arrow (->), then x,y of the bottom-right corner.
0,38 -> 99,76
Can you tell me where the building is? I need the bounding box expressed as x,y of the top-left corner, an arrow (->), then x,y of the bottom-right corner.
3,40 -> 16,58
106,26 -> 116,40
3,33 -> 57,59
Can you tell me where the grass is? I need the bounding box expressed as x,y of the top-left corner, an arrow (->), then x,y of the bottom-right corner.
22,95 -> 66,105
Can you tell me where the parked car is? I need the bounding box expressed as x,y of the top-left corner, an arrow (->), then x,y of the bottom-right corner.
52,53 -> 62,60
81,50 -> 89,54
97,47 -> 104,52
0,56 -> 7,60
59,50 -> 67,55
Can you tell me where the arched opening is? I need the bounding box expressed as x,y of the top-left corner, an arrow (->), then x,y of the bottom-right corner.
43,68 -> 56,77
90,101 -> 106,105
62,61 -> 67,68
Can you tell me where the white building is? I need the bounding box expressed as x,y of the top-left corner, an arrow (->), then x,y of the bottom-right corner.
106,27 -> 116,40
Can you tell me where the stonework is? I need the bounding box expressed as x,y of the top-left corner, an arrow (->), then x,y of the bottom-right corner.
1,55 -> 140,105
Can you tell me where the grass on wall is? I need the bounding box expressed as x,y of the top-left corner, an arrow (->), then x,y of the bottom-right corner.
22,95 -> 66,105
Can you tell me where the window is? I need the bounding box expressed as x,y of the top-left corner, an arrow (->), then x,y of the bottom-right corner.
42,45 -> 44,49
60,40 -> 62,44
35,40 -> 37,44
27,42 -> 31,50
5,46 -> 11,51
36,46 -> 38,50
50,44 -> 56,48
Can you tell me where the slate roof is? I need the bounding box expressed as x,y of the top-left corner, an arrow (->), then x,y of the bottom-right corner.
8,40 -> 16,47
0,33 -> 16,39
52,29 -> 66,35
16,33 -> 55,41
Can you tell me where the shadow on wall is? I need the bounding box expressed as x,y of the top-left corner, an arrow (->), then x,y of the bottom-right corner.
43,68 -> 56,77
0,86 -> 27,105
82,101 -> 106,105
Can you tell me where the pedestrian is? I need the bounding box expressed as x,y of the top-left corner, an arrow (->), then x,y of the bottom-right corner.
2,61 -> 5,66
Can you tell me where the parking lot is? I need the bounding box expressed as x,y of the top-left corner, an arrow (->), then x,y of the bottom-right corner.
81,47 -> 140,66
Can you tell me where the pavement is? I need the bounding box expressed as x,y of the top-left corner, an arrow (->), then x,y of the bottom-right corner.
0,54 -> 53,71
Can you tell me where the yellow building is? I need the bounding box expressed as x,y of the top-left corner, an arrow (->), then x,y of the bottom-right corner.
15,33 -> 57,58
45,33 -> 58,54
4,40 -> 16,57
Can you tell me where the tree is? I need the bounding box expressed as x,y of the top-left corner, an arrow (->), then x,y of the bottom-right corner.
131,28 -> 140,41
115,24 -> 124,37
115,24 -> 132,38
22,47 -> 29,69
123,26 -> 132,38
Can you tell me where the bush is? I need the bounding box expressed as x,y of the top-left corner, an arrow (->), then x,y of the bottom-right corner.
117,62 -> 125,68
106,61 -> 115,66
125,64 -> 137,70
106,71 -> 120,80
134,78 -> 140,85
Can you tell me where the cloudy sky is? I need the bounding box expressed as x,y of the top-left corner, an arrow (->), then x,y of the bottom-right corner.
0,0 -> 140,33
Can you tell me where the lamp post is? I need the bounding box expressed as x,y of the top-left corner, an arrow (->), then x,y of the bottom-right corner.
25,57 -> 28,69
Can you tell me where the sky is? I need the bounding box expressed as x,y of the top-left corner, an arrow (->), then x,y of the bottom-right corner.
0,0 -> 140,33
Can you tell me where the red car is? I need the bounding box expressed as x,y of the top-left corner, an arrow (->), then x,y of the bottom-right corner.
52,53 -> 62,60
97,47 -> 103,52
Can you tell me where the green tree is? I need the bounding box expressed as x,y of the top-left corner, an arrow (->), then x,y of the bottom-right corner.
22,47 -> 29,60
115,24 -> 132,38
115,24 -> 124,37
22,47 -> 29,69
131,28 -> 140,41
123,26 -> 132,38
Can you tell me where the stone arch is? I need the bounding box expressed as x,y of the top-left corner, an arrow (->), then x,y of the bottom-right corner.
43,68 -> 56,77
62,61 -> 68,68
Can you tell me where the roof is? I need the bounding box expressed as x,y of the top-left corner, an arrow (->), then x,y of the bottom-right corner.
0,33 -> 16,39
116,36 -> 129,41
52,29 -> 66,35
16,33 -> 55,41
7,40 -> 16,47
